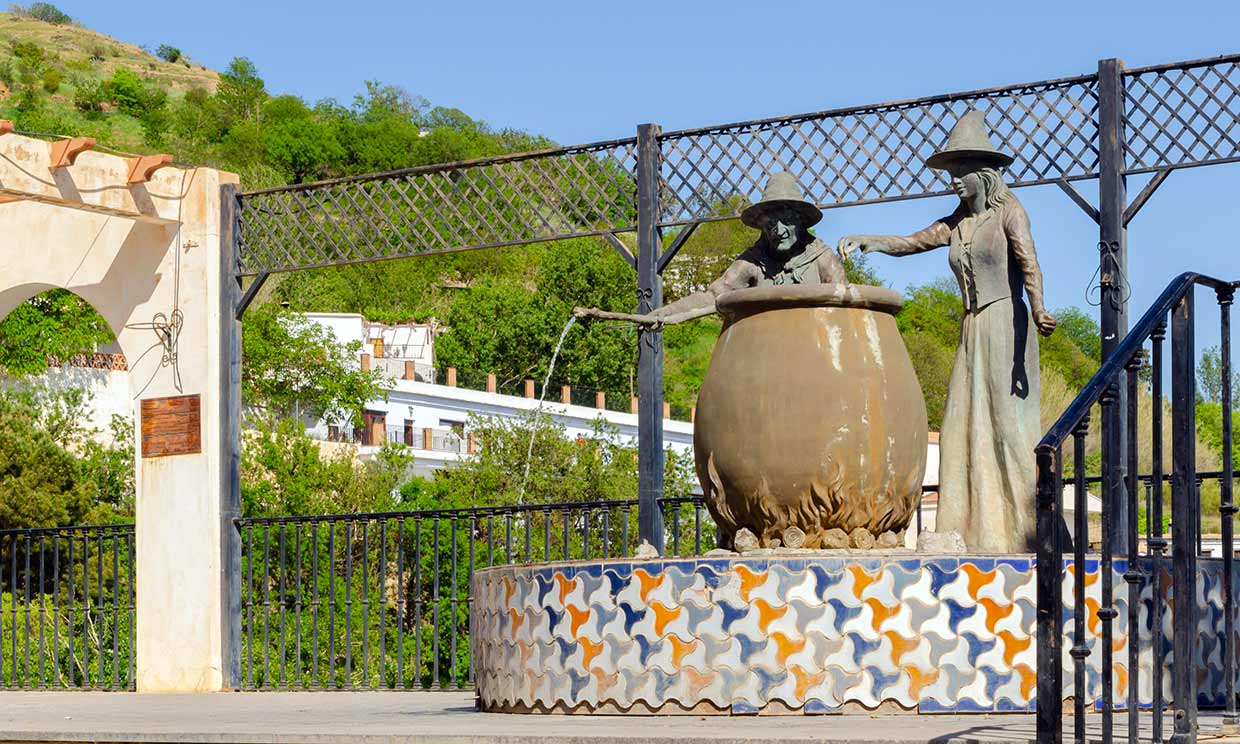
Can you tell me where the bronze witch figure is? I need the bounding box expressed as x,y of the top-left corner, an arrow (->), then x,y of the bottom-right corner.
579,173 -> 929,550
839,111 -> 1056,553
578,171 -> 848,327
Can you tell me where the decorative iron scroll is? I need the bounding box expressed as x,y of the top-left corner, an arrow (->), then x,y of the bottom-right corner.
657,75 -> 1100,226
237,139 -> 638,275
1123,54 -> 1240,174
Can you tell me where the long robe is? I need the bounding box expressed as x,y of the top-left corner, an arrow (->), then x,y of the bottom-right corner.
879,197 -> 1045,552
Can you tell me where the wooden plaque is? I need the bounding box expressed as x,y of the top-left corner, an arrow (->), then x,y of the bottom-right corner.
141,394 -> 202,458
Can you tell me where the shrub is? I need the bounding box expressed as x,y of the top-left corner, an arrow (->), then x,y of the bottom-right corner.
101,68 -> 164,118
155,44 -> 181,63
72,78 -> 104,116
40,67 -> 58,93
0,60 -> 13,88
9,40 -> 44,67
86,41 -> 106,62
24,2 -> 70,23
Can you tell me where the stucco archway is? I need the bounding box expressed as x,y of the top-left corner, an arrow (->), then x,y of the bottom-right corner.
0,133 -> 239,692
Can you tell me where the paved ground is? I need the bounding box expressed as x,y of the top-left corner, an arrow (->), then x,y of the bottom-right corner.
0,692 -> 1236,744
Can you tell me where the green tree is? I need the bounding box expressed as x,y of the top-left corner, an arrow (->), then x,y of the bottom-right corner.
1199,345 -> 1240,404
19,3 -> 72,23
241,305 -> 388,426
0,386 -> 132,530
433,238 -> 637,393
0,289 -> 114,377
216,56 -> 266,124
241,417 -> 411,517
155,45 -> 181,63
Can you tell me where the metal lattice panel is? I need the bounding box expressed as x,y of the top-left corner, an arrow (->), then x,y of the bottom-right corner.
656,76 -> 1100,226
1123,55 -> 1240,174
237,140 -> 638,275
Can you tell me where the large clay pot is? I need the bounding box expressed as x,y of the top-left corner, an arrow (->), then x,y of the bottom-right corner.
695,284 -> 928,548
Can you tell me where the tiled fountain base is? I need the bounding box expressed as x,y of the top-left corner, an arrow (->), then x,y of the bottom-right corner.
471,553 -> 1232,714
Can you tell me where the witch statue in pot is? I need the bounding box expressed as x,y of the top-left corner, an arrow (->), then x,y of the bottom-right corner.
838,111 -> 1057,554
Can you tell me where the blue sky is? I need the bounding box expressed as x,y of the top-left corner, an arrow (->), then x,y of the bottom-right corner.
58,0 -> 1240,350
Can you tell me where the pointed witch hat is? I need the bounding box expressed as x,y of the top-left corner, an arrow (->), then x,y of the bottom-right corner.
925,111 -> 1014,170
740,171 -> 823,228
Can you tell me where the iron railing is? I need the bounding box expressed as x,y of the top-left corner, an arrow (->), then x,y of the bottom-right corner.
1036,273 -> 1238,744
234,496 -> 712,691
0,524 -> 135,690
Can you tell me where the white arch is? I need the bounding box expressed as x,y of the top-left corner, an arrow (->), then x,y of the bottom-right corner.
0,134 -> 238,692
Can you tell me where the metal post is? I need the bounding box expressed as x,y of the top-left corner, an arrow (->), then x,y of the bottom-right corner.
1170,291 -> 1197,744
1098,57 -> 1130,555
218,183 -> 243,690
1034,445 -> 1063,744
1219,286 -> 1236,729
635,122 -> 666,554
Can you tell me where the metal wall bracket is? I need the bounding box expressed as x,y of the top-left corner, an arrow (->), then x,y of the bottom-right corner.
602,232 -> 636,270
1123,167 -> 1175,226
1055,178 -> 1100,224
657,221 -> 700,274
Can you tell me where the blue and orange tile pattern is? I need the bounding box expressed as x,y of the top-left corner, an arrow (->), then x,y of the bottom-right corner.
471,555 -> 1232,714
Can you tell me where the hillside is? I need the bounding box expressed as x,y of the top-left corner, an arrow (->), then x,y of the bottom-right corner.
0,8 -> 217,150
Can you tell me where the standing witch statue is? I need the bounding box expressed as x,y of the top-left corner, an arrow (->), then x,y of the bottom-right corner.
839,111 -> 1057,553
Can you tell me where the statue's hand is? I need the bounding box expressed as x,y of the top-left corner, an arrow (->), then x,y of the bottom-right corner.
837,235 -> 887,260
1033,309 -> 1058,337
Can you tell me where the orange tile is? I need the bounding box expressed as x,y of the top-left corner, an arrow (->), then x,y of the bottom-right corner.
848,564 -> 880,598
772,632 -> 806,666
865,597 -> 900,632
906,665 -> 939,699
735,564 -> 768,602
790,664 -> 827,700
885,631 -> 919,666
755,598 -> 790,632
961,563 -> 997,599
567,604 -> 591,636
997,630 -> 1031,666
651,600 -> 682,637
580,637 -> 604,669
977,597 -> 1015,633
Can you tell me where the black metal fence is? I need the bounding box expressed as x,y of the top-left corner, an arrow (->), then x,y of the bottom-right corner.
1036,273 -> 1238,744
235,496 -> 711,691
0,524 -> 135,690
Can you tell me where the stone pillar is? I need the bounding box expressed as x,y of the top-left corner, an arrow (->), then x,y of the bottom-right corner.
0,155 -> 256,693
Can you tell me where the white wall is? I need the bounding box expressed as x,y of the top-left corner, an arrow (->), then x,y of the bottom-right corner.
309,377 -> 696,459
35,363 -> 133,446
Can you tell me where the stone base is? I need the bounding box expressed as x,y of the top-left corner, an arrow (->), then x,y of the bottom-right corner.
471,553 -> 1232,714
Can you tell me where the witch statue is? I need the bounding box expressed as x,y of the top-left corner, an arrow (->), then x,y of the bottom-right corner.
838,111 -> 1057,553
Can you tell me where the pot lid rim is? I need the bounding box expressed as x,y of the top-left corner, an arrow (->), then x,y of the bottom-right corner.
716,284 -> 904,316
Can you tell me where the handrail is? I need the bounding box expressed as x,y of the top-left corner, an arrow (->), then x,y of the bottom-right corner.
1038,272 -> 1237,450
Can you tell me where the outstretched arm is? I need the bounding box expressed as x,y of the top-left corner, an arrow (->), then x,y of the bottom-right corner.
837,220 -> 952,260
575,259 -> 758,328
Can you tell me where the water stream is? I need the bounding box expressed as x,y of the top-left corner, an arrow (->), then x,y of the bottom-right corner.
517,315 -> 577,503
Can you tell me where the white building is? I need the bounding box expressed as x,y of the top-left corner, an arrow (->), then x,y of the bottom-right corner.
297,313 -> 695,480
